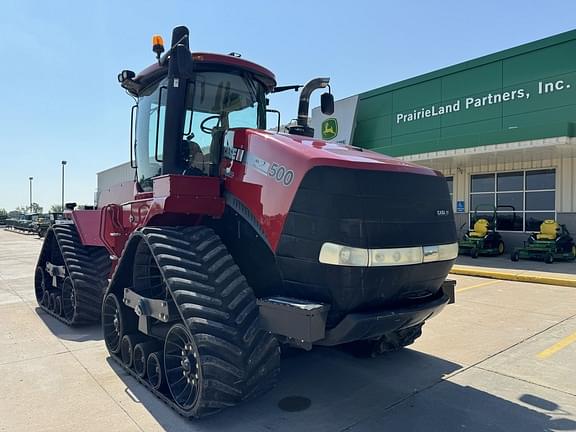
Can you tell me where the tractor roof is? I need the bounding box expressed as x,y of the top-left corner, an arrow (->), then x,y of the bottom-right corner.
127,52 -> 276,96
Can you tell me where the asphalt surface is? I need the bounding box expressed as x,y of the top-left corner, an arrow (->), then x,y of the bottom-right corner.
1,229 -> 575,431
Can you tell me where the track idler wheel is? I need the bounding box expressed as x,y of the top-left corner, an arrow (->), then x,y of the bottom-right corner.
102,293 -> 137,354
34,266 -> 47,306
147,351 -> 165,391
164,323 -> 201,410
134,341 -> 160,378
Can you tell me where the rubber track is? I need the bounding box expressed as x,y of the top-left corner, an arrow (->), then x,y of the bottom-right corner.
107,226 -> 280,418
36,224 -> 111,325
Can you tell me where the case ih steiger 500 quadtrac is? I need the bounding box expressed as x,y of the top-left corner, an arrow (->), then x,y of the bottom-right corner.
34,26 -> 457,417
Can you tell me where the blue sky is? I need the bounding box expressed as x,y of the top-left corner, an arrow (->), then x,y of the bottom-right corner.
2,0 -> 576,211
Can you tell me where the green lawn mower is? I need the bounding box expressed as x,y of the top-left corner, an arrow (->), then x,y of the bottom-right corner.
459,205 -> 510,258
511,220 -> 576,264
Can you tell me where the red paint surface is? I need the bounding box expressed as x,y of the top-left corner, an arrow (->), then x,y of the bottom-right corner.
74,129 -> 437,259
224,129 -> 439,251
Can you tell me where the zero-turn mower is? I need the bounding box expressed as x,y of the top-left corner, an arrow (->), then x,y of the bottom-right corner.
511,220 -> 576,263
458,205 -> 512,258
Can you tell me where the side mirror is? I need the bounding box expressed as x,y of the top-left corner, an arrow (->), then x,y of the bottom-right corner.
321,92 -> 334,115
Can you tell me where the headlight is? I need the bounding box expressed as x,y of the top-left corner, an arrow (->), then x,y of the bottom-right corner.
370,246 -> 423,266
318,243 -> 369,266
319,242 -> 458,267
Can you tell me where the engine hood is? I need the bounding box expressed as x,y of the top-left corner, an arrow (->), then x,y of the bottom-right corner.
254,130 -> 437,176
223,128 -> 448,251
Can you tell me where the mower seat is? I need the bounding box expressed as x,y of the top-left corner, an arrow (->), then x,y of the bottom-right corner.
469,219 -> 489,238
536,220 -> 560,240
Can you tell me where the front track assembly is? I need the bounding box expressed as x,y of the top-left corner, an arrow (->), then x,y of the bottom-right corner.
103,226 -> 281,418
34,224 -> 111,325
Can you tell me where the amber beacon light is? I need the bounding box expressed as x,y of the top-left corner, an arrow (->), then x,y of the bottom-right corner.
152,34 -> 165,60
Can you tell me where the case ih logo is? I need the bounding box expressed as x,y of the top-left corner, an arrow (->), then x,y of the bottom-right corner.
321,118 -> 338,140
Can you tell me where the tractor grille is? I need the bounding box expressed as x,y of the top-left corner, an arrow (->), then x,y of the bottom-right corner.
275,166 -> 457,325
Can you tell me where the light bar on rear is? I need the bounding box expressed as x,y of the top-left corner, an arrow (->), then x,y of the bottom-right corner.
319,242 -> 458,267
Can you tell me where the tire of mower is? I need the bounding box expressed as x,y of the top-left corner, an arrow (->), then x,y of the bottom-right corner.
111,226 -> 281,417
511,251 -> 520,262
470,248 -> 479,259
497,241 -> 505,255
546,253 -> 554,264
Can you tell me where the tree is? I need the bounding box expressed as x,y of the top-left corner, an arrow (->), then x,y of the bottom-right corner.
0,208 -> 7,217
50,204 -> 63,213
15,203 -> 43,214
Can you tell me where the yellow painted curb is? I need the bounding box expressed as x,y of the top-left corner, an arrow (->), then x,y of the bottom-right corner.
450,265 -> 576,288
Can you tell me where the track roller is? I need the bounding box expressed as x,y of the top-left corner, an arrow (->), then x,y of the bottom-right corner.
54,296 -> 62,317
121,334 -> 146,368
42,291 -> 50,308
49,293 -> 57,312
147,351 -> 165,391
134,341 -> 160,378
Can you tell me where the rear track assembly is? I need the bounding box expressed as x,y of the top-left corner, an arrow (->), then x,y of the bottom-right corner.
34,224 -> 111,325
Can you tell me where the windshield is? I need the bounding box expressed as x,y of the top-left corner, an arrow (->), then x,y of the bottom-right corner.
183,71 -> 266,155
135,71 -> 266,190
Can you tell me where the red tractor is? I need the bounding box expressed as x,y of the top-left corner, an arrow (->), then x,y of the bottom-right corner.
34,26 -> 457,417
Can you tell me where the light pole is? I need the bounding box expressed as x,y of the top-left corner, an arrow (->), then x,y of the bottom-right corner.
61,161 -> 67,211
28,177 -> 33,213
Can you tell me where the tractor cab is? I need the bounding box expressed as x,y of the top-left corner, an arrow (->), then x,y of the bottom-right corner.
118,26 -> 333,194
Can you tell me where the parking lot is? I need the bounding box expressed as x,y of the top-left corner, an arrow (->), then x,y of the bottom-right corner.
1,229 -> 575,432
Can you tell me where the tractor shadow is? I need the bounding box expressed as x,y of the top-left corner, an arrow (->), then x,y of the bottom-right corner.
110,346 -> 576,431
36,307 -> 102,342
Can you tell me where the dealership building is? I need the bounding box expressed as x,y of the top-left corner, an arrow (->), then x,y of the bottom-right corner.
311,29 -> 576,247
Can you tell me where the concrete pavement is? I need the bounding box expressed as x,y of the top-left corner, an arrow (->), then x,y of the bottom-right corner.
1,229 -> 575,431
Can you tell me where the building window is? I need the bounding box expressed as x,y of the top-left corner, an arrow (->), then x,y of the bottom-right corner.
445,176 -> 453,203
469,169 -> 555,232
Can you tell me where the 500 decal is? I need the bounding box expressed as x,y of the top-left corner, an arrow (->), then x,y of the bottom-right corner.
248,154 -> 295,187
268,163 -> 294,186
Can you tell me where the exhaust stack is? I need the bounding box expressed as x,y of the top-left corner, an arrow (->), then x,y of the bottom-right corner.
289,77 -> 331,138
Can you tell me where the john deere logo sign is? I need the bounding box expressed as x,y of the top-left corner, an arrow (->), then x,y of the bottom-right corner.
321,118 -> 338,140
